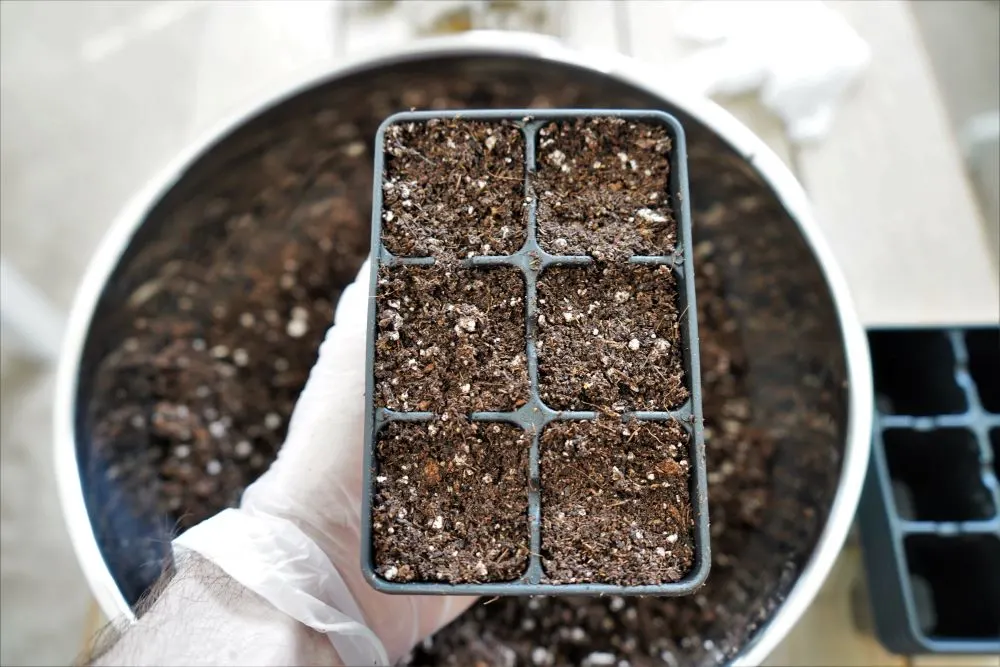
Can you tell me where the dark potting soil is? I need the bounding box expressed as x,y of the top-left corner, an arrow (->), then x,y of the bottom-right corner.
381,119 -> 527,258
372,419 -> 530,583
536,118 -> 676,261
537,263 -> 688,412
541,419 -> 694,585
87,65 -> 844,667
375,117 -> 693,586
374,265 -> 528,413
89,136 -> 372,521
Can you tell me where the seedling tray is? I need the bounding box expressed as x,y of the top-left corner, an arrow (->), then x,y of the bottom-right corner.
361,109 -> 709,596
859,326 -> 1000,654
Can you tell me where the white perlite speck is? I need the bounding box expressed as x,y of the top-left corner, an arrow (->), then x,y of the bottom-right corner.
235,441 -> 253,458
582,652 -> 617,667
264,412 -> 282,430
383,566 -> 398,580
286,318 -> 308,338
431,516 -> 444,530
206,460 -> 222,476
637,208 -> 668,223
628,338 -> 641,351
286,307 -> 309,338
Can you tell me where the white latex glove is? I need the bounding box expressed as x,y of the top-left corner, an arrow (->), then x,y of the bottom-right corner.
177,258 -> 475,664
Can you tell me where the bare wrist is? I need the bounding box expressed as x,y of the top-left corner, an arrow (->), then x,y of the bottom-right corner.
86,554 -> 340,666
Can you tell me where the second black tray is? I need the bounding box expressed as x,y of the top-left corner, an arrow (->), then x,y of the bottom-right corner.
859,326 -> 1000,654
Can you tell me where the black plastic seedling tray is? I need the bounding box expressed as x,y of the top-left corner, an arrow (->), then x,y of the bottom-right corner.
361,109 -> 709,596
859,326 -> 1000,654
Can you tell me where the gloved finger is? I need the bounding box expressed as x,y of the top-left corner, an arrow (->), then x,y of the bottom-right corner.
241,262 -> 370,575
246,258 -> 371,494
284,255 -> 371,453
242,256 -> 477,661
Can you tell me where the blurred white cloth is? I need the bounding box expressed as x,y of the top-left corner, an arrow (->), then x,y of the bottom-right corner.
192,1 -> 340,132
665,0 -> 870,143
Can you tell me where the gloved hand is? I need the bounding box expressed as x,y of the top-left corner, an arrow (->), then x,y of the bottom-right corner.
178,258 -> 475,664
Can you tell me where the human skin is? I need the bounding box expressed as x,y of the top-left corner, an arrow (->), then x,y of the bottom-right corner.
87,555 -> 342,666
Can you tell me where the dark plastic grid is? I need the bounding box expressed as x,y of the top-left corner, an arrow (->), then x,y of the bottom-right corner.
361,109 -> 709,596
859,327 -> 1000,654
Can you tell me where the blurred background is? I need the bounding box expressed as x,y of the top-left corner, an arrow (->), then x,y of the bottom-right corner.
1,1 -> 997,665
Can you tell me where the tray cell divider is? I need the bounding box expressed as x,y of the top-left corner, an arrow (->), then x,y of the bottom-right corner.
366,109 -> 706,595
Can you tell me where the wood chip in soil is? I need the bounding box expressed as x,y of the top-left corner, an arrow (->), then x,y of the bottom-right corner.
537,263 -> 687,412
381,119 -> 527,258
536,118 -> 676,261
375,265 -> 528,413
372,419 -> 530,583
541,419 -> 695,585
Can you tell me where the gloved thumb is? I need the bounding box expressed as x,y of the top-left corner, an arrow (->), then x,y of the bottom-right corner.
241,258 -> 476,662
243,257 -> 371,516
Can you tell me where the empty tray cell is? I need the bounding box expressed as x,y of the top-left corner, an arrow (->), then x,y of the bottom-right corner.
535,118 -> 676,260
372,419 -> 530,583
537,264 -> 687,412
868,330 -> 967,415
380,119 -> 526,257
882,428 -> 994,521
965,328 -> 1000,413
903,534 -> 1000,639
540,419 -> 695,585
374,265 -> 528,413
